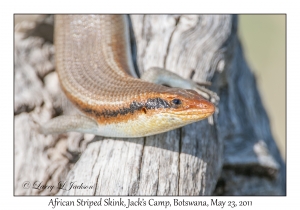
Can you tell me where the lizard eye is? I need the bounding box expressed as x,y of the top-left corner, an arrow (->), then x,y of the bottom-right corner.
171,99 -> 182,105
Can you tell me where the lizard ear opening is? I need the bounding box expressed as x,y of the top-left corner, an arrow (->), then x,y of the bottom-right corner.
142,107 -> 147,114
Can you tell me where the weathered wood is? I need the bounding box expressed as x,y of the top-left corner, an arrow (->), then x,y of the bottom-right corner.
212,37 -> 286,195
14,15 -> 285,196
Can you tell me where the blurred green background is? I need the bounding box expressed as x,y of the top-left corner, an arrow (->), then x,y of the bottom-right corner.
238,15 -> 286,160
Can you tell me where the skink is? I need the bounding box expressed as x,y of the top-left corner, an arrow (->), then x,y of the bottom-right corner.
42,15 -> 215,138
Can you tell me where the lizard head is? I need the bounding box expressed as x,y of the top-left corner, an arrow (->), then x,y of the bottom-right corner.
126,87 -> 215,137
157,88 -> 215,121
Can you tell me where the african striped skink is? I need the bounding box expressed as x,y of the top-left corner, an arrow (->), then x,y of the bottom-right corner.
41,15 -> 215,138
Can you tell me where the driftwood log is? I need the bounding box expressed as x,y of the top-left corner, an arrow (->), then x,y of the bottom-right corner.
14,15 -> 285,196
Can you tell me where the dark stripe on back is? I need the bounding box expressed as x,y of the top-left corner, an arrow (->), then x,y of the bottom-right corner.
81,98 -> 171,118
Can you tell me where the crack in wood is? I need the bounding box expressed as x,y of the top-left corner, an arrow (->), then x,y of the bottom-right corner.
178,128 -> 182,195
93,142 -> 102,195
163,16 -> 181,69
136,137 -> 146,195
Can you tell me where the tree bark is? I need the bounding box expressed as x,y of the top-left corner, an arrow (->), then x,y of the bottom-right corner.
14,15 -> 285,196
